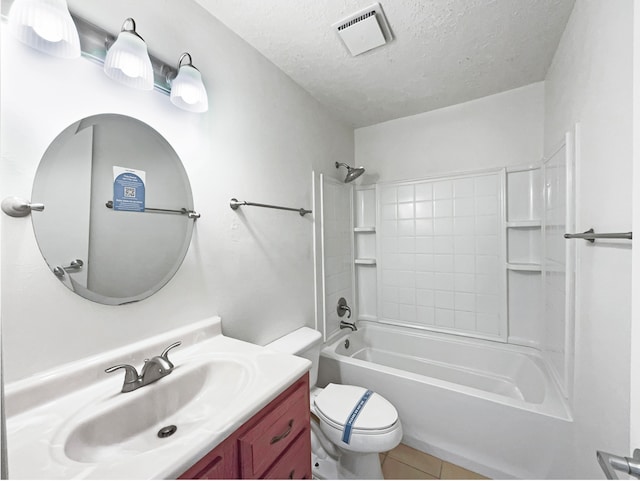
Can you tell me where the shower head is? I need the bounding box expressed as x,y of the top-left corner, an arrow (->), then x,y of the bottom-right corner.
335,162 -> 365,183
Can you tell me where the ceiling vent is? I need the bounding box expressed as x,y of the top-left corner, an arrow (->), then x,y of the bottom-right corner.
333,3 -> 392,57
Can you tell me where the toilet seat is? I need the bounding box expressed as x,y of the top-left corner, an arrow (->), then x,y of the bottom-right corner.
314,384 -> 402,453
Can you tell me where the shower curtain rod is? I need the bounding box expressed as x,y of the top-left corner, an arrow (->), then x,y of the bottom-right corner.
229,198 -> 312,216
564,228 -> 632,243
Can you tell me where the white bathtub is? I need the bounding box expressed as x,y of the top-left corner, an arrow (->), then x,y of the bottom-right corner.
317,322 -> 573,479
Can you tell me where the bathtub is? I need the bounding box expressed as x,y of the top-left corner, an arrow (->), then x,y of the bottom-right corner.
317,322 -> 573,479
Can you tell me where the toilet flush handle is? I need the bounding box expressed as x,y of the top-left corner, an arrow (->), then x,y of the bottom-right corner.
337,297 -> 352,319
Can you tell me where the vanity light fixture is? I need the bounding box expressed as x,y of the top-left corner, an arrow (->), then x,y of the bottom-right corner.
7,0 -> 81,58
7,7 -> 208,112
103,18 -> 154,91
169,53 -> 209,113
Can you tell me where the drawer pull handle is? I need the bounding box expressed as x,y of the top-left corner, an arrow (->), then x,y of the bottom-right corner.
270,419 -> 294,444
289,469 -> 295,479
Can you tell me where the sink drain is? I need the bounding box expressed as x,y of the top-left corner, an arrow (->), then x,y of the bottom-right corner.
157,425 -> 177,438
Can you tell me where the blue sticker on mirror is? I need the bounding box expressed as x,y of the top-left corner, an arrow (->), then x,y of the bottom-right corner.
113,166 -> 146,212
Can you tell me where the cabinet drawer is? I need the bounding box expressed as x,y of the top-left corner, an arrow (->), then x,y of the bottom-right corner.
239,381 -> 309,478
263,429 -> 311,479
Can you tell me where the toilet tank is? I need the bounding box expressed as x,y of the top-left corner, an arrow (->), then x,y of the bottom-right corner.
265,327 -> 322,387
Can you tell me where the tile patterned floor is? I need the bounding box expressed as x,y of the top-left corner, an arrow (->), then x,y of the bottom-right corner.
380,444 -> 489,480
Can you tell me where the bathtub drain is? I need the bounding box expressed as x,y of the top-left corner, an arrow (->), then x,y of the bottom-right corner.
344,339 -> 350,349
157,425 -> 177,438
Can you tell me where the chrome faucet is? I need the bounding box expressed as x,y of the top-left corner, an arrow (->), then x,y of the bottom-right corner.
340,320 -> 358,331
337,297 -> 357,331
105,341 -> 182,393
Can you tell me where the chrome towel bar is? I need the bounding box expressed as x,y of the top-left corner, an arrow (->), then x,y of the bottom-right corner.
105,200 -> 200,219
564,228 -> 632,243
597,449 -> 640,479
230,198 -> 312,216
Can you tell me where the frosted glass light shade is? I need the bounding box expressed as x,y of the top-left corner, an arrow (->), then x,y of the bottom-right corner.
103,29 -> 154,91
8,0 -> 80,58
170,64 -> 208,113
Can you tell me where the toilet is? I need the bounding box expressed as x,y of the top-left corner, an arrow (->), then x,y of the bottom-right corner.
266,327 -> 402,479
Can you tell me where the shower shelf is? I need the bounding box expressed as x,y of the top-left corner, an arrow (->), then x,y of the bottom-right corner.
507,220 -> 541,228
354,258 -> 377,266
506,262 -> 541,272
354,226 -> 376,233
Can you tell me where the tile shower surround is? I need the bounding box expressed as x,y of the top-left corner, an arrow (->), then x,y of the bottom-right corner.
378,173 -> 505,340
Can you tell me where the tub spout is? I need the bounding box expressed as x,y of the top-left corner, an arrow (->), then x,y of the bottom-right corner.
340,320 -> 357,331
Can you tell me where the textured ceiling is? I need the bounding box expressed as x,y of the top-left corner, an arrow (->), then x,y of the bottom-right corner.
194,0 -> 575,127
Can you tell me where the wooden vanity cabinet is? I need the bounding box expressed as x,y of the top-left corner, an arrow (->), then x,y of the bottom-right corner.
179,373 -> 311,480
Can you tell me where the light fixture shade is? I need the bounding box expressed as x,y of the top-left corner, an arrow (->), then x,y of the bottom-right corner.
8,0 -> 81,59
103,20 -> 154,91
170,63 -> 208,113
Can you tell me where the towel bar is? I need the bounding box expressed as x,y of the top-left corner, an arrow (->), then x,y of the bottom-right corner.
230,198 -> 311,216
564,228 -> 632,243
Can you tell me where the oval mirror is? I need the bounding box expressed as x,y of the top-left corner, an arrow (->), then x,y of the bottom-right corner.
31,114 -> 196,305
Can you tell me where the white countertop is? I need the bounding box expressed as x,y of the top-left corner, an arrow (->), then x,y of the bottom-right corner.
5,317 -> 311,479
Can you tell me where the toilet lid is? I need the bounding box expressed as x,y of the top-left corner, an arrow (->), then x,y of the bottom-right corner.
314,384 -> 398,432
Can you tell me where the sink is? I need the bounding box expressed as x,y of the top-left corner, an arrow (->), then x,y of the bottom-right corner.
7,317 -> 312,479
62,358 -> 253,463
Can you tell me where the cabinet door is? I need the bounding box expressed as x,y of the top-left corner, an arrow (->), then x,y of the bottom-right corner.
238,380 -> 309,478
178,374 -> 310,480
178,438 -> 236,479
262,429 -> 311,479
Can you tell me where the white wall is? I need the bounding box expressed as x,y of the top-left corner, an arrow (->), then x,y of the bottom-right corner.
544,0 -> 633,477
355,82 -> 545,182
0,0 -> 352,382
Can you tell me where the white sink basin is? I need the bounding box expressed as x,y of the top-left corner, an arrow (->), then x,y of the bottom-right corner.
62,358 -> 253,463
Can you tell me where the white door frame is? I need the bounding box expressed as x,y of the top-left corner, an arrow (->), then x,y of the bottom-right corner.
630,0 -> 640,452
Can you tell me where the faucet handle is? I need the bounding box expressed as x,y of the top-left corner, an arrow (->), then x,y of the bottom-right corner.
160,341 -> 182,364
105,364 -> 139,383
337,297 -> 352,319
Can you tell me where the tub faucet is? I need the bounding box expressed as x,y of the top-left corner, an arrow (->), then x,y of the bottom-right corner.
340,320 -> 358,331
337,297 -> 357,330
337,297 -> 352,318
105,341 -> 182,393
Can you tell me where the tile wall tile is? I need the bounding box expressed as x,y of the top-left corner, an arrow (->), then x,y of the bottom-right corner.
434,180 -> 452,199
435,308 -> 455,327
453,177 -> 475,198
415,183 -> 433,201
398,184 -> 415,203
434,273 -> 454,290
